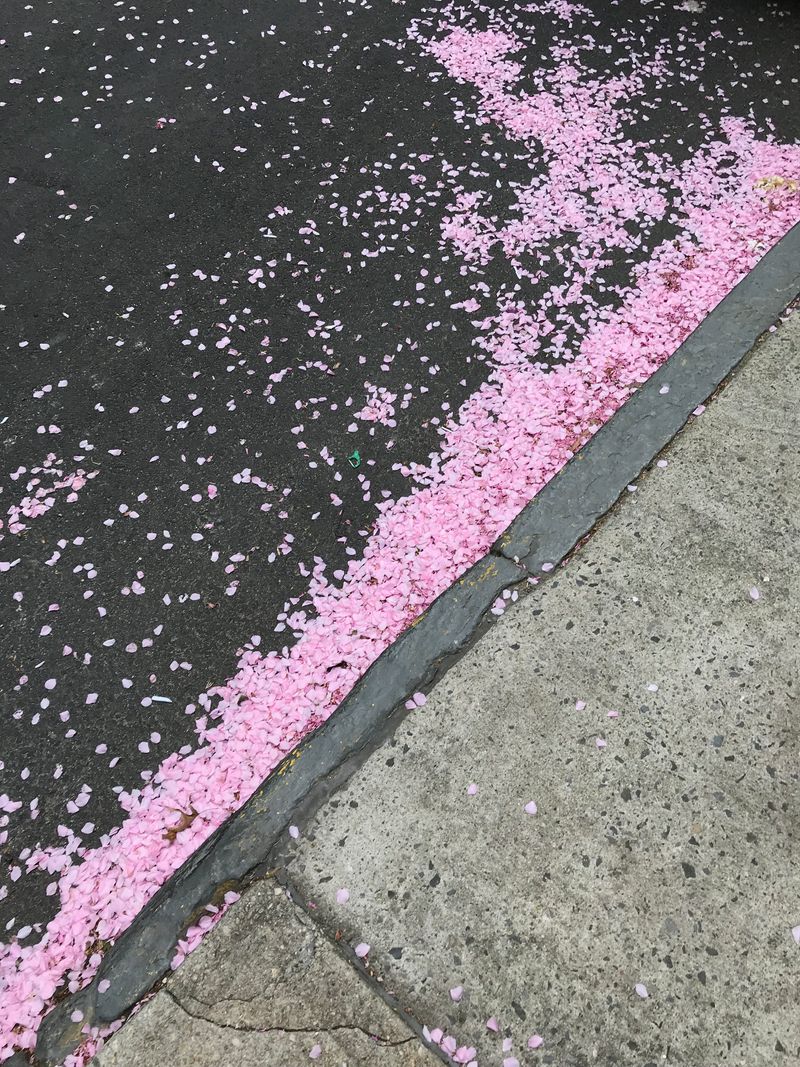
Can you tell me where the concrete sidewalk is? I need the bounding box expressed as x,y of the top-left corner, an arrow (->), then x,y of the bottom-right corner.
96,311 -> 800,1067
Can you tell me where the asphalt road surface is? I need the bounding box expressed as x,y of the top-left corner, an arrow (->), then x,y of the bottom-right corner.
1,0 -> 799,1055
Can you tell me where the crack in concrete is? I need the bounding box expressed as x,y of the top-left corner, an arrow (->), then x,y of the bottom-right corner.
164,989 -> 417,1048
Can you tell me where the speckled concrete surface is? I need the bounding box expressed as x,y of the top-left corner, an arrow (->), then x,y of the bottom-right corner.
283,312 -> 800,1067
94,879 -> 439,1067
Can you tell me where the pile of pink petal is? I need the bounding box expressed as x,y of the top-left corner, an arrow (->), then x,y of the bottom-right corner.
1,457 -> 97,538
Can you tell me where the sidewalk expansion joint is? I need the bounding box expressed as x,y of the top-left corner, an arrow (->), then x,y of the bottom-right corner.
272,871 -> 452,1064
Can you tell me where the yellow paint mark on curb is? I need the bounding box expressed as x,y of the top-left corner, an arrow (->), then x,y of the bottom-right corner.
277,750 -> 301,776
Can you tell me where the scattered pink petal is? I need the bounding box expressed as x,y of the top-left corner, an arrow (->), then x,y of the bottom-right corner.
404,691 -> 427,710
354,943 -> 370,959
4,14 -> 800,1062
449,985 -> 463,1002
635,983 -> 649,999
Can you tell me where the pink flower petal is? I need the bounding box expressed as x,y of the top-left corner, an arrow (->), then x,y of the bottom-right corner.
5,20 -> 800,1061
449,985 -> 463,1002
524,801 -> 538,815
354,943 -> 370,959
